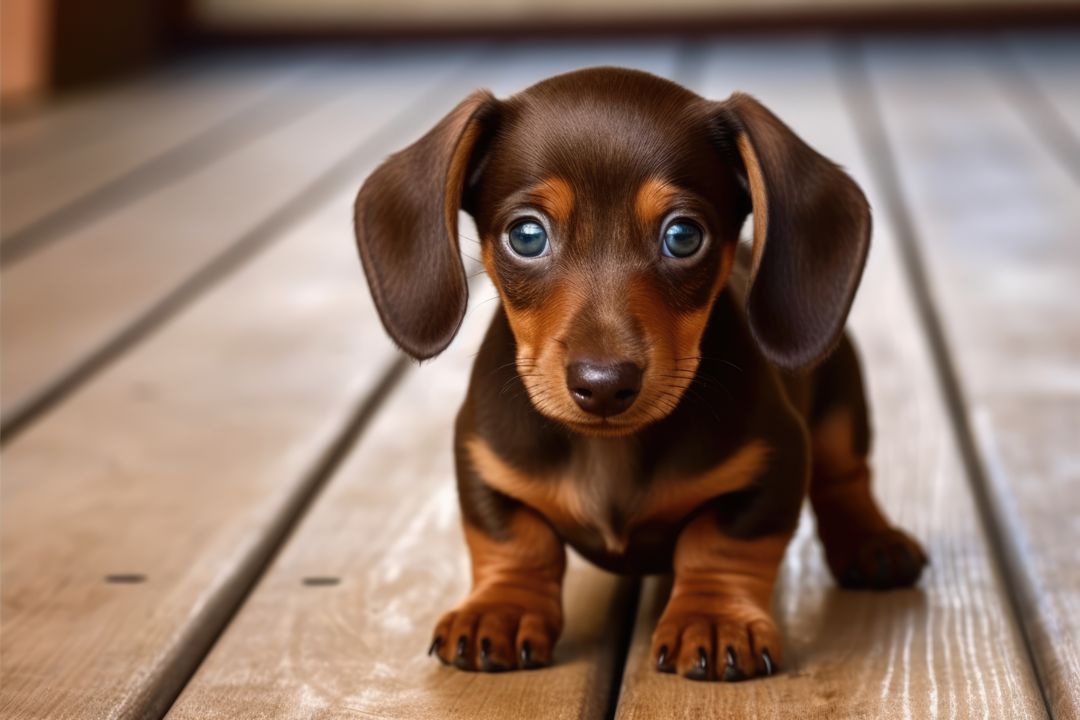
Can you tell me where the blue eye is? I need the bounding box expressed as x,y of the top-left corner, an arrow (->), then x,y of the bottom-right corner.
508,219 -> 548,257
662,220 -> 704,258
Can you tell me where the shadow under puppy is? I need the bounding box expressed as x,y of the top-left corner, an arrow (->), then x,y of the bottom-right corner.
353,67 -> 927,681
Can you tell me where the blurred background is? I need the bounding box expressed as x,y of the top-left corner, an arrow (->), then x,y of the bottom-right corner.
3,0 -> 1078,104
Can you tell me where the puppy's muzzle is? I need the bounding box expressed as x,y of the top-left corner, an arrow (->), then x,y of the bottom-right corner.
565,360 -> 643,417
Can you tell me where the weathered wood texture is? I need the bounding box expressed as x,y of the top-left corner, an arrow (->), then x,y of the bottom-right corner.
866,39 -> 1080,719
0,53 -> 489,717
0,51 -> 472,432
163,45 -> 681,720
1,59 -> 309,249
613,41 -> 1047,719
0,185 -> 403,719
1007,34 -> 1080,180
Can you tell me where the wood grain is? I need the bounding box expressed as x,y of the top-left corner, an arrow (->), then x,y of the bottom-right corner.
0,52 -> 504,716
0,51 -> 474,432
162,45 -> 682,720
866,39 -> 1080,719
1007,34 -> 1080,179
612,41 -> 1047,719
0,59 -> 310,247
0,176 -> 410,719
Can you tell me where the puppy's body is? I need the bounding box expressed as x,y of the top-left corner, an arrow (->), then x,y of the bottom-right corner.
458,273 -> 808,576
353,66 -> 927,680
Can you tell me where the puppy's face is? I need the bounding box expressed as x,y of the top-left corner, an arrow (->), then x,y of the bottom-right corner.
470,73 -> 745,435
355,68 -> 871,434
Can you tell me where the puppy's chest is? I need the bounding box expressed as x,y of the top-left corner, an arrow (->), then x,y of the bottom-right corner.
469,434 -> 767,563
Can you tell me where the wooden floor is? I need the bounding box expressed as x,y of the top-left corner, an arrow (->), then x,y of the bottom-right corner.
1,36 -> 1077,720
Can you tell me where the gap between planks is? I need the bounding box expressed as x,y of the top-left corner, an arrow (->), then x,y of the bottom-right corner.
0,49 -> 494,444
837,39 -> 1055,719
1,61 -> 326,265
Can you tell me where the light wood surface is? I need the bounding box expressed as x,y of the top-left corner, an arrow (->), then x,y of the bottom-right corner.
1,60 -> 309,247
867,39 -> 1080,719
2,58 -> 292,177
0,51 -> 473,433
0,53 -> 493,716
0,181 -> 402,719
612,41 -> 1047,719
1007,34 -> 1080,177
163,44 -> 681,720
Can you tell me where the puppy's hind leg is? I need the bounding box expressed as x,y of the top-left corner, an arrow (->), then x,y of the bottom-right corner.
808,336 -> 928,590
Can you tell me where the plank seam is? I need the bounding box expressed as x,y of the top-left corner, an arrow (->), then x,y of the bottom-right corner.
0,49 -> 494,445
0,59 -> 206,172
835,37 -> 1055,720
989,36 -> 1080,186
138,354 -> 410,720
1,61 -> 327,266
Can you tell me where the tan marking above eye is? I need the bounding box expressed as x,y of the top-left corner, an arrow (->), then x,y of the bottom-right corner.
524,177 -> 574,226
635,178 -> 680,227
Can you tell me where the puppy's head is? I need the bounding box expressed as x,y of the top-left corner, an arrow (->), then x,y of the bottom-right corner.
355,68 -> 869,436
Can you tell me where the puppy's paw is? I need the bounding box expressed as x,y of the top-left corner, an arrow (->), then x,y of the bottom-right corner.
651,597 -> 781,681
832,526 -> 928,590
429,598 -> 561,672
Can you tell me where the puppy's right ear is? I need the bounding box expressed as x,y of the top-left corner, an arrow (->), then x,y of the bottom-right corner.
354,90 -> 499,360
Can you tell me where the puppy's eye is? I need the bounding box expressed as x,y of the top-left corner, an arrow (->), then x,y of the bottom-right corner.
662,220 -> 704,258
508,219 -> 549,258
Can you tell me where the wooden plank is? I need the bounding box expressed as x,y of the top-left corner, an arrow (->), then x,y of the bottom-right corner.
163,44 -> 682,720
865,39 -> 1079,719
0,58 -> 319,261
0,51 -> 494,719
0,182 -> 403,720
1,58 -> 283,173
0,50 -> 473,434
1007,33 -> 1080,179
612,40 -> 1047,719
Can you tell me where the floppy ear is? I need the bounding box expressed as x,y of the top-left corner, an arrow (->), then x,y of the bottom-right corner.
354,90 -> 499,360
714,92 -> 871,371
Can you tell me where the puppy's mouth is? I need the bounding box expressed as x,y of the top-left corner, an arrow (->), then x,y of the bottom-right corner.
518,365 -> 696,437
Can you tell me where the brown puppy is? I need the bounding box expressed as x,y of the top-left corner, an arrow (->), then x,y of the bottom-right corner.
353,67 -> 927,681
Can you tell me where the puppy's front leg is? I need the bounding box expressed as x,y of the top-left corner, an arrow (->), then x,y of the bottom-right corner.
431,505 -> 566,672
652,512 -> 792,681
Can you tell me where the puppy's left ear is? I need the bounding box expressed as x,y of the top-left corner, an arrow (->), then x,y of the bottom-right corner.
354,90 -> 500,360
714,93 -> 871,371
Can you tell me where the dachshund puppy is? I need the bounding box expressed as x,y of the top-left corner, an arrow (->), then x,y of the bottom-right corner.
353,67 -> 927,681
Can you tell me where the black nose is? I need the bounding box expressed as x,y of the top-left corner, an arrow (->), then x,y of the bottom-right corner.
566,361 -> 643,417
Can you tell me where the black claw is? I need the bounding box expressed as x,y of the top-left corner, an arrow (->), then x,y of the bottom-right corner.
428,637 -> 442,657
722,646 -> 743,682
684,647 -> 710,681
452,635 -> 473,671
656,645 -> 669,672
479,638 -> 509,672
762,649 -> 775,677
519,640 -> 545,670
